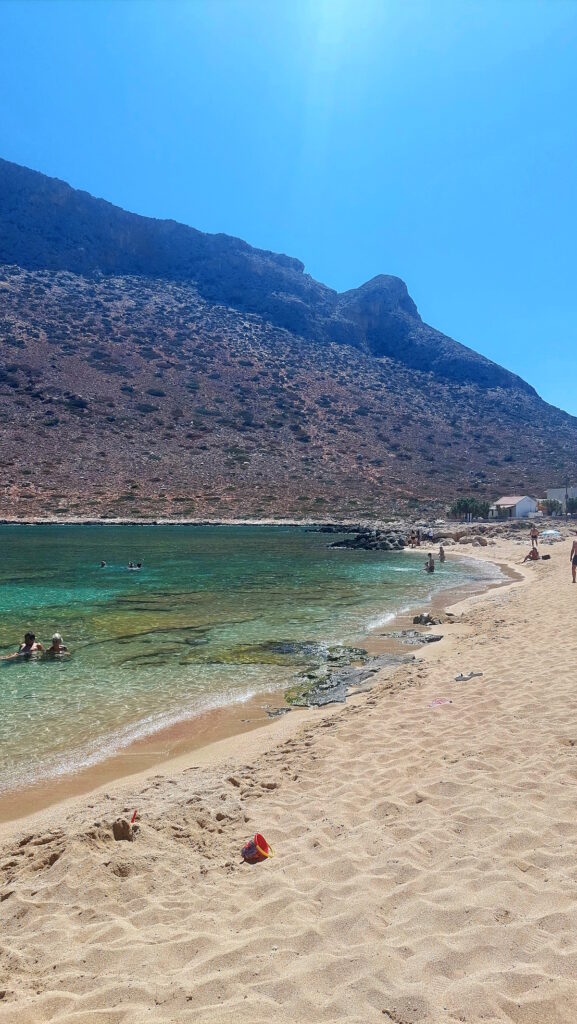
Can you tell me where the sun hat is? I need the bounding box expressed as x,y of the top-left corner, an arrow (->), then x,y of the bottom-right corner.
52,632 -> 62,642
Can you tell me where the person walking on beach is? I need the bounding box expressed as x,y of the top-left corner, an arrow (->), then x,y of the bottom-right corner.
571,536 -> 577,583
530,524 -> 539,549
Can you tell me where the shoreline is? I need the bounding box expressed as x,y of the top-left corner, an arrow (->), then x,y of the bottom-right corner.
9,536 -> 577,1022
0,548 -> 515,827
0,516 -> 368,527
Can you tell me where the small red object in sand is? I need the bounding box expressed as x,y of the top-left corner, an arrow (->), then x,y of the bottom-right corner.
130,809 -> 138,824
241,833 -> 274,863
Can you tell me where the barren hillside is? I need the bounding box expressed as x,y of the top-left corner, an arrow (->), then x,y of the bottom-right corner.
0,159 -> 575,519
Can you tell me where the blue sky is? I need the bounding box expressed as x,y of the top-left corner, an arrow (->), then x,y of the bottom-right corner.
1,0 -> 576,414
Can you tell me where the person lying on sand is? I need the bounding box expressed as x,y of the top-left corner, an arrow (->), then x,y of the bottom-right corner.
42,633 -> 70,658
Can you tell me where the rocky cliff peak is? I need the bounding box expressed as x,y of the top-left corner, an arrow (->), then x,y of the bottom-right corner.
0,157 -> 534,395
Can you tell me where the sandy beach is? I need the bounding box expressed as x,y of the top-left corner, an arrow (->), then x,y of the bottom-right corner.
2,532 -> 577,1023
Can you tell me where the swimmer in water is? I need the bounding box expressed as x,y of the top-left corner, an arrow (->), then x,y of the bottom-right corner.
43,633 -> 70,658
1,632 -> 44,661
18,632 -> 44,656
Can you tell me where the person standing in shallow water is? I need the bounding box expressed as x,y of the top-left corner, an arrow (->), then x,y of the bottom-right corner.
439,545 -> 446,564
425,553 -> 435,573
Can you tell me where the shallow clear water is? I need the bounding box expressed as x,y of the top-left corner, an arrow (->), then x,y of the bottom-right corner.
0,525 -> 501,791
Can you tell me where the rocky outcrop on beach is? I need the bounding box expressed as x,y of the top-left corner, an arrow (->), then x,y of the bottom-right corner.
381,630 -> 443,646
412,611 -> 459,626
287,649 -> 411,706
328,528 -> 406,551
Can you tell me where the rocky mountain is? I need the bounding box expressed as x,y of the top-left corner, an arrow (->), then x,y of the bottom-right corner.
0,157 -> 575,520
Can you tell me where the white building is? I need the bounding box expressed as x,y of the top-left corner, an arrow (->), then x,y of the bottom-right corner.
546,486 -> 577,512
488,495 -> 538,519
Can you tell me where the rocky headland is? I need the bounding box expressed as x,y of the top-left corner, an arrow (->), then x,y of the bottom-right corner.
1,157 -> 576,520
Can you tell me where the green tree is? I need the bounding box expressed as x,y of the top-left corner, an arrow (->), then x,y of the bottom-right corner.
449,497 -> 490,520
540,498 -> 562,515
566,497 -> 577,514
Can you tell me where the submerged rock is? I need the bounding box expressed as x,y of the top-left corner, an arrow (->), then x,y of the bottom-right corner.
286,651 -> 410,707
382,629 -> 443,646
207,639 -> 331,667
327,645 -> 367,662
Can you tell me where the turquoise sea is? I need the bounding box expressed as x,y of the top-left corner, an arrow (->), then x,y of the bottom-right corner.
0,525 -> 501,793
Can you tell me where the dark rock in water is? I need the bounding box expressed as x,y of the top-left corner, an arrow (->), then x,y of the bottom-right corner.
267,640 -> 328,658
329,528 -> 406,552
382,629 -> 443,646
327,645 -> 367,663
219,639 -> 330,666
287,652 -> 409,707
